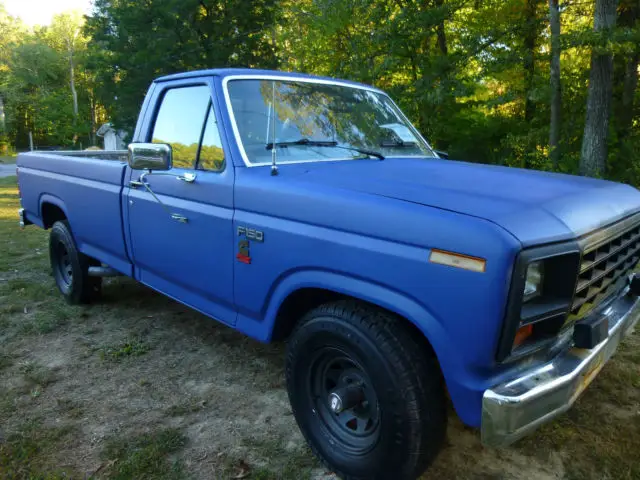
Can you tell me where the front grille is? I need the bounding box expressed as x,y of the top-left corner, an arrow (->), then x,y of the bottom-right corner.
569,214 -> 640,320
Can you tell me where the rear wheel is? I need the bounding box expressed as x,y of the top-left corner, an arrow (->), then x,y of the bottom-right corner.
49,220 -> 101,304
286,301 -> 447,480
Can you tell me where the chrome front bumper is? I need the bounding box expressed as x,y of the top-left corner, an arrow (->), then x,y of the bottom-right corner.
481,289 -> 640,447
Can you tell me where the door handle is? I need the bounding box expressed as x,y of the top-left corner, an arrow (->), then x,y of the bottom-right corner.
177,173 -> 196,183
171,213 -> 188,224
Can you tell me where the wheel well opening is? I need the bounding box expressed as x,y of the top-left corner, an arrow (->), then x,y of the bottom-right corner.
41,203 -> 67,229
272,289 -> 436,359
272,288 -> 345,341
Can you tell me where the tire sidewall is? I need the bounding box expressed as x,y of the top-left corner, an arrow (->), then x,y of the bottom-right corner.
286,314 -> 418,479
49,221 -> 87,303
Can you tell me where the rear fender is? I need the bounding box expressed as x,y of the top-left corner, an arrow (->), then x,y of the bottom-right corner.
39,194 -> 69,228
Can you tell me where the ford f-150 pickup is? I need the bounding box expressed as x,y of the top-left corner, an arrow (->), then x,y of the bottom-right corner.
16,68 -> 640,480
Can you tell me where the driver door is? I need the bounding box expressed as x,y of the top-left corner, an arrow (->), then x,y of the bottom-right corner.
125,80 -> 236,325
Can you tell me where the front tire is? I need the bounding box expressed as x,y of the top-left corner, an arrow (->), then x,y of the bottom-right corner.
286,301 -> 446,480
49,220 -> 101,304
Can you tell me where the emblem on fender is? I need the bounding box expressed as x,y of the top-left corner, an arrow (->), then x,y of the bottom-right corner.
237,226 -> 264,242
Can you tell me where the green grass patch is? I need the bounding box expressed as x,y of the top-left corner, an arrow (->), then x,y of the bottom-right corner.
100,428 -> 187,480
55,398 -> 85,419
0,353 -> 13,371
0,420 -> 79,479
18,362 -> 56,392
165,399 -> 206,417
99,338 -> 152,361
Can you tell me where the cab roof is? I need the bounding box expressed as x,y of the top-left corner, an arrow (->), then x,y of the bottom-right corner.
154,68 -> 382,92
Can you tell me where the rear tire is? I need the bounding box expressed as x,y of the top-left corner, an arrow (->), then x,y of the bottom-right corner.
286,301 -> 446,480
49,220 -> 102,304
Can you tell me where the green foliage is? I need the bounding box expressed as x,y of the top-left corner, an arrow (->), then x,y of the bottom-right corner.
0,0 -> 638,178
0,8 -> 101,149
277,0 -> 639,176
85,0 -> 279,131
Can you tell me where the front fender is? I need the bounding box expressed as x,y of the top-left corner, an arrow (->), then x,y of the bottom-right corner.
234,268 -> 480,422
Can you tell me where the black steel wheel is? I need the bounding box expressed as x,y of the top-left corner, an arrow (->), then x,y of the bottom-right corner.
49,220 -> 101,304
286,301 -> 447,480
308,349 -> 381,455
53,241 -> 73,288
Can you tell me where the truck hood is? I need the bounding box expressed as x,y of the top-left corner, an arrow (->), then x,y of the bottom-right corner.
293,158 -> 640,246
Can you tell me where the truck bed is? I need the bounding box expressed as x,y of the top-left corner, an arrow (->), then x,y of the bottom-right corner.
17,151 -> 133,276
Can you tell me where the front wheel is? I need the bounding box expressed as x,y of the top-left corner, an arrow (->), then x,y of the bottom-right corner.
286,301 -> 447,480
49,220 -> 101,304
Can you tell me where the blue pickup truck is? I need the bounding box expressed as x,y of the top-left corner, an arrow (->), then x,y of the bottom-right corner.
16,68 -> 640,479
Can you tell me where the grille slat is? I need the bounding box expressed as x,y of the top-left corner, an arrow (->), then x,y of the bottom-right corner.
575,241 -> 640,295
569,215 -> 640,320
580,232 -> 640,273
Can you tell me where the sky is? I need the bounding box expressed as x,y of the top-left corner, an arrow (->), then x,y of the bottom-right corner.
4,0 -> 92,26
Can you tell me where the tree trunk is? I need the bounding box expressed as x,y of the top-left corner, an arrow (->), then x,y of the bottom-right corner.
549,0 -> 561,167
579,0 -> 618,177
435,0 -> 448,55
69,54 -> 78,119
0,95 -> 5,133
618,0 -> 639,139
619,52 -> 639,138
523,0 -> 538,122
90,90 -> 97,146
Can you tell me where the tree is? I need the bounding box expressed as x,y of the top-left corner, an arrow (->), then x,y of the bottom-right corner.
0,3 -> 23,138
580,0 -> 618,176
85,0 -> 279,131
47,12 -> 85,120
523,0 -> 544,123
616,0 -> 639,139
549,0 -> 561,167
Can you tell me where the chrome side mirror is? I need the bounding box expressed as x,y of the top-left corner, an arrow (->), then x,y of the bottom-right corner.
127,143 -> 173,171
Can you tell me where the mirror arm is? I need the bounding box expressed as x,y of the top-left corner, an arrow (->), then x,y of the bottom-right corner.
138,171 -> 172,215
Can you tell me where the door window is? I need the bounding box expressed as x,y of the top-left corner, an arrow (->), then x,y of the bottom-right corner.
151,85 -> 211,169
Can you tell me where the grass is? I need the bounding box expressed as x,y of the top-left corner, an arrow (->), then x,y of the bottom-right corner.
99,337 -> 152,360
238,437 -> 318,479
0,353 -> 13,371
0,420 -> 80,479
100,428 -> 187,480
0,154 -> 16,164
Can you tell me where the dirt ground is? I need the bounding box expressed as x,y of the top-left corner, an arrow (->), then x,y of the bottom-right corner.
1,175 -> 639,479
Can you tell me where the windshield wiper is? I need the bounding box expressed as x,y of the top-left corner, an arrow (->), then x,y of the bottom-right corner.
266,138 -> 385,160
380,140 -> 418,148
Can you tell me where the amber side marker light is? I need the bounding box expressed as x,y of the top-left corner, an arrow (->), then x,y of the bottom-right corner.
429,248 -> 486,273
513,324 -> 533,347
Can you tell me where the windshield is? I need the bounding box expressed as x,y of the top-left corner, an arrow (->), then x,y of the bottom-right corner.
225,79 -> 435,165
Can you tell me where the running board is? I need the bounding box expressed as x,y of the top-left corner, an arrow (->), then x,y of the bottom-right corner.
88,266 -> 121,277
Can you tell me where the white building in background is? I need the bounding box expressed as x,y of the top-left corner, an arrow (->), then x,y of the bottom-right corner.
96,123 -> 127,150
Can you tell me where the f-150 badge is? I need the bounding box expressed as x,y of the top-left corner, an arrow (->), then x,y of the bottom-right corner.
236,226 -> 263,264
237,226 -> 264,242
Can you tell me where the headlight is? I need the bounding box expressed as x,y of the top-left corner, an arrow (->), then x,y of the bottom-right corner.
523,261 -> 544,302
496,244 -> 581,362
